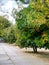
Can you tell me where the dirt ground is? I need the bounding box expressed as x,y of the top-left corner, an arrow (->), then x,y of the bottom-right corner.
21,48 -> 49,62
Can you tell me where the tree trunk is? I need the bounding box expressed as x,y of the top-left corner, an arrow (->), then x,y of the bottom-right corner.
33,46 -> 37,53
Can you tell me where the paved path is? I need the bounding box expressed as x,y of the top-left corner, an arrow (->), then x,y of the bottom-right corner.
0,42 -> 49,65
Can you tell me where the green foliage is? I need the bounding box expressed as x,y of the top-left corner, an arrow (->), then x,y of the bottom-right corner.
16,0 -> 49,49
0,16 -> 16,44
15,0 -> 29,3
15,0 -> 24,3
2,26 -> 16,44
0,16 -> 11,30
0,16 -> 11,37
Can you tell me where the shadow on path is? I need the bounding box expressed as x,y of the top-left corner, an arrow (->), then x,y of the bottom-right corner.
23,49 -> 49,62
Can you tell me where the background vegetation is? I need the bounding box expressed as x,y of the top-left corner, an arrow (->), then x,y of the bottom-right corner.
0,16 -> 16,43
0,0 -> 49,52
15,0 -> 49,52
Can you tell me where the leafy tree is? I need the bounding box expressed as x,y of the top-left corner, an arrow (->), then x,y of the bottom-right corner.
6,26 -> 16,43
0,16 -> 11,37
0,16 -> 11,30
0,16 -> 16,43
16,0 -> 49,52
2,25 -> 16,43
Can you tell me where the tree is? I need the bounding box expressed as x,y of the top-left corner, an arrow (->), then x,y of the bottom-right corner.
16,0 -> 49,52
2,25 -> 16,43
0,16 -> 11,37
0,16 -> 11,30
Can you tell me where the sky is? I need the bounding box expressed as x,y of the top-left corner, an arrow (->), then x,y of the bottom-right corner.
0,0 -> 29,24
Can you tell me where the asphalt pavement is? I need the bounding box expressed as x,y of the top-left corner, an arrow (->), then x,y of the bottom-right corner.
0,42 -> 49,65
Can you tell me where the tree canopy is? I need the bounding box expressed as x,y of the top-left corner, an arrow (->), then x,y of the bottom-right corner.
16,0 -> 49,52
0,16 -> 11,30
0,16 -> 11,37
0,16 -> 16,43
